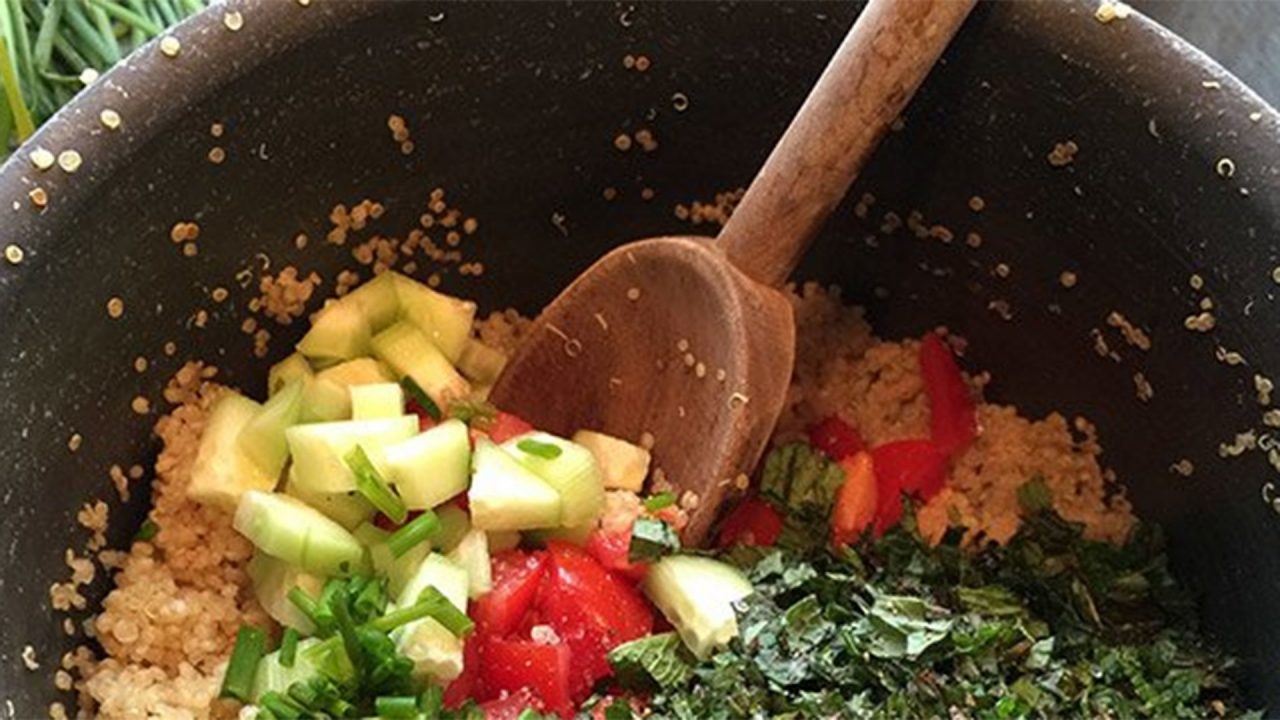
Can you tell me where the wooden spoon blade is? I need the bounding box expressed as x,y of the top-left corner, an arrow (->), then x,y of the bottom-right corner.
489,236 -> 795,544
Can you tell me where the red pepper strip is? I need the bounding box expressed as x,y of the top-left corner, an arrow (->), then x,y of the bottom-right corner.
919,333 -> 977,457
807,415 -> 866,461
870,439 -> 949,534
716,496 -> 784,548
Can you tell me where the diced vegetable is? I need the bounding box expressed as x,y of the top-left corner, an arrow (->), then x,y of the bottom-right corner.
285,415 -> 418,494
502,432 -> 604,528
586,525 -> 651,581
220,625 -> 268,701
252,638 -> 322,702
341,271 -> 402,332
832,451 -> 877,546
807,415 -> 866,461
286,469 -> 376,530
628,517 -> 681,562
237,379 -> 304,479
383,419 -> 471,510
871,439 -> 948,535
387,511 -> 441,558
433,504 -> 472,554
919,333 -> 978,456
394,275 -> 477,363
315,357 -> 396,389
642,555 -> 753,659
299,377 -> 351,423
350,382 -> 404,420
456,338 -> 507,385
354,522 -> 430,598
469,439 -> 562,531
188,393 -> 277,512
233,491 -> 369,577
345,444 -> 408,525
297,299 -> 373,362
482,638 -> 572,717
471,550 -> 547,636
447,528 -> 492,598
268,353 -> 314,397
246,551 -> 327,634
571,430 -> 651,493
394,553 -> 470,682
716,496 -> 784,548
371,321 -> 471,409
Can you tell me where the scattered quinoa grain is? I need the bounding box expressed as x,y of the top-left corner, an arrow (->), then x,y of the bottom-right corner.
106,297 -> 125,318
131,396 -> 151,415
29,187 -> 48,208
100,108 -> 121,129
4,243 -> 24,264
1048,140 -> 1079,167
1183,311 -> 1216,332
634,55 -> 651,72
67,433 -> 82,452
163,341 -> 177,356
159,35 -> 181,57
208,147 -> 226,164
613,133 -> 632,151
22,644 -> 39,670
671,92 -> 689,111
222,10 -> 243,30
1170,459 -> 1195,476
626,287 -> 641,301
57,150 -> 82,173
133,356 -> 148,373
1216,157 -> 1236,178
968,195 -> 985,212
994,263 -> 1011,278
965,231 -> 983,248
641,187 -> 655,201
1133,372 -> 1154,402
1059,271 -> 1078,288
1255,374 -> 1274,406
30,147 -> 55,170
211,287 -> 229,303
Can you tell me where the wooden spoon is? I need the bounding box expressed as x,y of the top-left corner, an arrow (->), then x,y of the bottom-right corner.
491,0 -> 976,544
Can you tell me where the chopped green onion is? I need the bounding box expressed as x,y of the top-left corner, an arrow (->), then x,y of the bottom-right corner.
375,695 -> 420,718
387,510 -> 441,558
286,586 -> 331,634
401,377 -> 441,420
344,445 -> 408,524
219,625 -> 267,701
643,492 -> 677,512
133,519 -> 159,542
279,627 -> 299,668
331,591 -> 365,682
353,577 -> 388,621
419,685 -> 444,715
447,398 -> 497,425
517,438 -> 563,460
629,517 -> 682,563
259,690 -> 304,719
370,586 -> 473,637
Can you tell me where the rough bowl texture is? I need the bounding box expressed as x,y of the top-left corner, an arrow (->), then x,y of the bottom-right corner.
1,0 -> 1278,712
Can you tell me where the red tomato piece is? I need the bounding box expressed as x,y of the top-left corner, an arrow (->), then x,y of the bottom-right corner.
716,496 -> 784,548
919,333 -> 977,457
487,412 -> 535,444
482,638 -> 573,717
807,415 -> 866,461
585,525 -> 650,581
870,439 -> 949,534
831,452 -> 877,547
473,550 -> 548,636
444,637 -> 485,709
479,688 -> 545,720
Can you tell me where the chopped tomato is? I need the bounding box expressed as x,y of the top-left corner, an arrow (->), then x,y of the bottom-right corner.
473,550 -> 548,636
807,415 -> 866,461
585,525 -> 650,581
479,688 -> 545,720
444,637 -> 485,709
487,411 -> 535,443
831,452 -> 877,546
482,638 -> 573,717
919,333 -> 977,457
870,439 -> 949,534
716,496 -> 783,548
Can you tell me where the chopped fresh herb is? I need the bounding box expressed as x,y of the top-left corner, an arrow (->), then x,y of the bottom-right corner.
516,437 -> 563,460
371,586 -> 474,637
447,398 -> 498,425
260,690 -> 306,719
643,491 -> 677,512
607,632 -> 696,689
1017,474 -> 1053,513
287,585 -> 332,635
418,685 -> 444,716
759,442 -> 845,548
401,377 -> 442,420
133,519 -> 159,542
628,517 -> 681,563
374,695 -> 420,718
345,444 -> 408,524
218,624 -> 267,701
279,627 -> 299,668
387,510 -> 441,558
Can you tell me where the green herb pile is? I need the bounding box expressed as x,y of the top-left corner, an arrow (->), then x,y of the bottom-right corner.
607,478 -> 1258,719
0,0 -> 205,156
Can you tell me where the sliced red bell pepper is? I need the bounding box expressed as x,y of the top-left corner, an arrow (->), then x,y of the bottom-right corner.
807,415 -> 866,461
716,496 -> 784,548
585,525 -> 651,581
482,637 -> 573,717
870,439 -> 949,534
472,550 -> 549,636
919,333 -> 977,457
831,452 -> 877,547
487,411 -> 535,444
478,688 -> 545,720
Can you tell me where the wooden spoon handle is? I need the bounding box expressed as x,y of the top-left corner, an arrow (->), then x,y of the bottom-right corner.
716,0 -> 976,288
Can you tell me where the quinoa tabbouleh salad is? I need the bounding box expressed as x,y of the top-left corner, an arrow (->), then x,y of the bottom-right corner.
58,270 -> 1254,719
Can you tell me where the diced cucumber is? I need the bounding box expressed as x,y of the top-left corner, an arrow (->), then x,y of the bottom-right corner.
488,530 -> 522,552
188,393 -> 277,512
383,420 -> 471,510
286,467 -> 376,530
469,439 -> 562,531
503,432 -> 604,528
315,357 -> 395,388
434,504 -> 471,554
395,553 -> 469,682
233,490 -> 369,577
354,523 -> 429,597
237,380 -> 303,479
446,528 -> 492,598
285,415 -> 418,494
456,339 -> 507,385
268,353 -> 313,397
642,555 -> 754,659
297,299 -> 372,362
572,430 -> 651,493
350,382 -> 405,420
300,377 -> 351,423
252,638 -> 322,702
341,271 -> 402,332
394,275 -> 477,363
371,321 -> 471,409
246,551 -> 326,634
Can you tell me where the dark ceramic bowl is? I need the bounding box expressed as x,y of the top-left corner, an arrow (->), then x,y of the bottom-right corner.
3,0 -> 1279,712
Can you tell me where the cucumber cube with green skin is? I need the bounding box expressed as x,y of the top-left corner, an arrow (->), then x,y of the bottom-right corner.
246,551 -> 326,634
572,430 -> 652,493
286,467 -> 376,530
502,432 -> 605,528
354,522 -> 430,597
469,439 -> 562,531
268,353 -> 313,397
394,553 -> 470,682
253,638 -> 322,702
350,382 -> 405,420
371,321 -> 471,409
188,393 -> 278,512
341,271 -> 402,332
233,491 -> 369,577
237,379 -> 304,479
394,275 -> 477,363
433,504 -> 471,554
285,415 -> 418,494
297,299 -> 372,362
456,339 -> 507,385
315,357 -> 395,388
299,377 -> 351,423
383,419 -> 471,510
642,555 -> 754,659
447,528 -> 492,598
